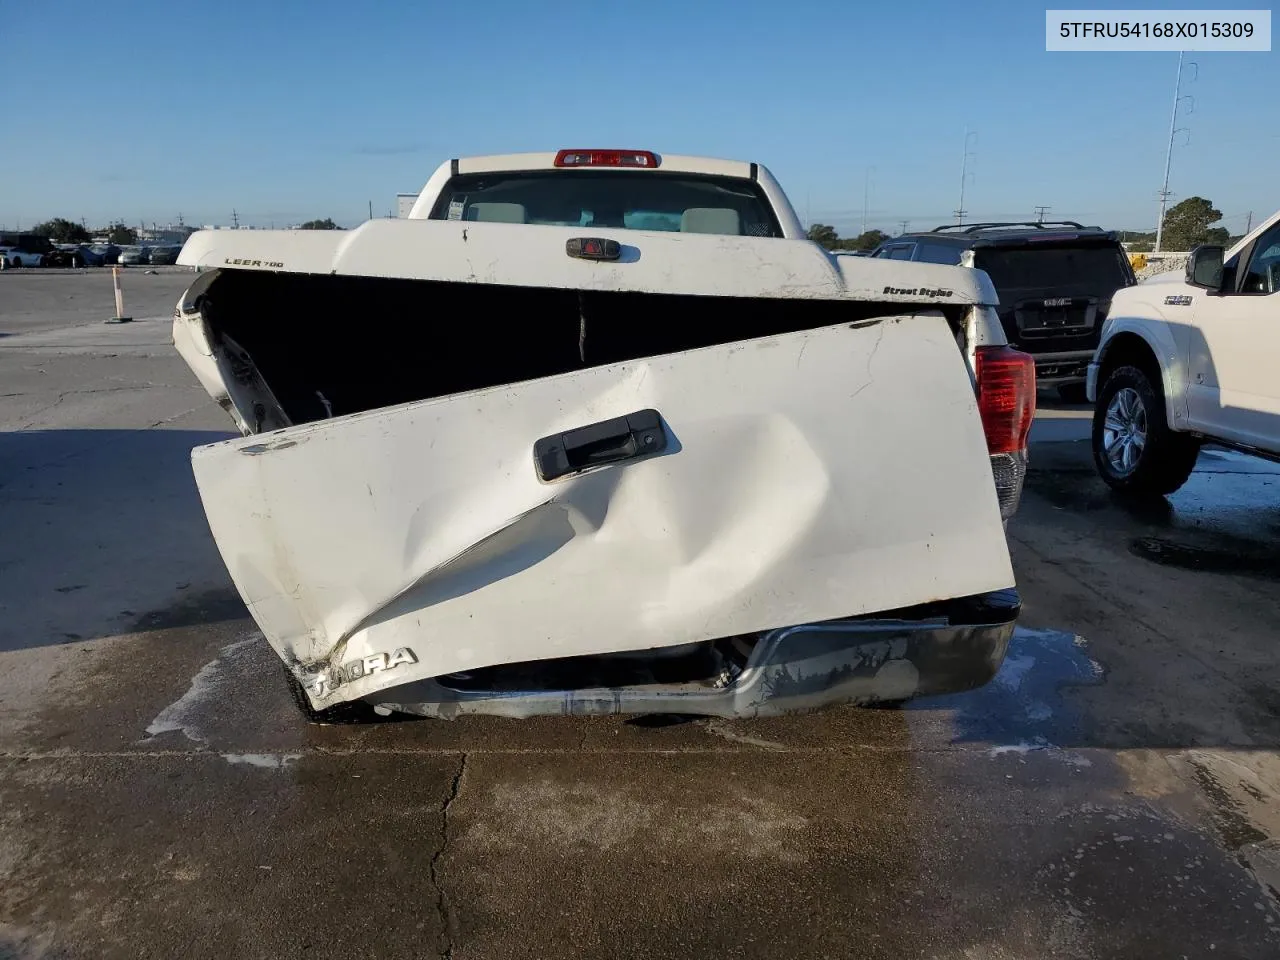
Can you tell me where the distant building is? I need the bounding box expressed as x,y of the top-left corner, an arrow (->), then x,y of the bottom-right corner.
397,194 -> 419,218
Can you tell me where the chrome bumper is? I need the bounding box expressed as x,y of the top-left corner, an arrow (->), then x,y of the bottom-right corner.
369,590 -> 1021,720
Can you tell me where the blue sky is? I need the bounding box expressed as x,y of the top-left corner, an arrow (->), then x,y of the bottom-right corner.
3,0 -> 1275,235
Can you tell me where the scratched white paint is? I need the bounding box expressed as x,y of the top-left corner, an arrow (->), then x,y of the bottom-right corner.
188,315 -> 1014,710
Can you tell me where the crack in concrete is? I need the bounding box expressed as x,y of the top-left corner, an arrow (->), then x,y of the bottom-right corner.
0,743 -> 1009,760
431,753 -> 467,959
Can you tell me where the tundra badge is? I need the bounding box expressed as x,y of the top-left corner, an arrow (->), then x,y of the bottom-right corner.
305,647 -> 419,699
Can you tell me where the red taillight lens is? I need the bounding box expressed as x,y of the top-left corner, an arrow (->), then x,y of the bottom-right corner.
554,149 -> 659,169
975,345 -> 1036,455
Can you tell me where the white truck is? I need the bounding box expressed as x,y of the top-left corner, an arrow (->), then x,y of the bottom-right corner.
1088,208 -> 1280,495
171,148 -> 1036,723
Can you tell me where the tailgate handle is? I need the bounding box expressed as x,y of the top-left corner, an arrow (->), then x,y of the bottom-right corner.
533,409 -> 667,482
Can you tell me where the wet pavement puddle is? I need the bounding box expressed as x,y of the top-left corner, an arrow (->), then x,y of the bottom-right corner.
909,626 -> 1106,753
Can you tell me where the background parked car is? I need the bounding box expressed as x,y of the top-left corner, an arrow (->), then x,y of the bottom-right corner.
147,245 -> 180,265
0,232 -> 55,268
89,243 -> 121,265
75,244 -> 109,267
870,221 -> 1136,400
117,246 -> 151,266
43,244 -> 104,268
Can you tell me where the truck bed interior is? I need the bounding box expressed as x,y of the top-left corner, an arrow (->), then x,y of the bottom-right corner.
198,270 -> 942,425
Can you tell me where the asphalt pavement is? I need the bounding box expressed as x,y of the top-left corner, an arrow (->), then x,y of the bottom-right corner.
2,271 -> 1279,959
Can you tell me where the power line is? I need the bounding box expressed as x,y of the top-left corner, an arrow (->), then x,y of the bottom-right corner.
1034,205 -> 1051,223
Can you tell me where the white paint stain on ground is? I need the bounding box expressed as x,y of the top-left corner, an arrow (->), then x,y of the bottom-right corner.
994,653 -> 1036,691
987,740 -> 1092,768
221,753 -> 302,769
142,637 -> 258,744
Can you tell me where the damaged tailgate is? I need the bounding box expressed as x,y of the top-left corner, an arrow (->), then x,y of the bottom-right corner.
191,314 -> 1014,708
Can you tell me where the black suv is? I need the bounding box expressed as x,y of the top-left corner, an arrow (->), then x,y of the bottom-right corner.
870,222 -> 1136,398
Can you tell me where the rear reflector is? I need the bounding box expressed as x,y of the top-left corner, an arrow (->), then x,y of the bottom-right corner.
975,345 -> 1036,455
554,150 -> 659,169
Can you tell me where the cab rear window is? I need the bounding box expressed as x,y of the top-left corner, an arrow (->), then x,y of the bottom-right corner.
428,171 -> 783,238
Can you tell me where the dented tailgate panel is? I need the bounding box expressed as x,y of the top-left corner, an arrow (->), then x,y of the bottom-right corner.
190,315 -> 1014,708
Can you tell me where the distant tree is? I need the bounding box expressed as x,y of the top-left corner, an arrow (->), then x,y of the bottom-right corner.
845,229 -> 890,252
299,218 -> 341,230
32,218 -> 90,244
1160,197 -> 1224,251
105,224 -> 137,245
807,223 -> 840,249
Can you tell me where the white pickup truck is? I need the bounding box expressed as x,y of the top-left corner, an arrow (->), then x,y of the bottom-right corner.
1088,208 -> 1280,495
172,148 -> 1035,723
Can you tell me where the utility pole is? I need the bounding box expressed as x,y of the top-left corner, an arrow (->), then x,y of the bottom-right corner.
1034,205 -> 1051,223
955,128 -> 977,225
1245,211 -> 1253,234
231,209 -> 240,229
861,167 -> 874,235
898,219 -> 909,235
1155,50 -> 1195,253
368,200 -> 374,221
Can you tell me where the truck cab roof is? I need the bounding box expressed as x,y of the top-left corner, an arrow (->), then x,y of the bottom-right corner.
404,149 -> 805,239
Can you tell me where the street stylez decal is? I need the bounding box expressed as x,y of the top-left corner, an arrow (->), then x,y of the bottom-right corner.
1164,294 -> 1193,306
883,286 -> 954,298
224,257 -> 285,269
305,648 -> 419,699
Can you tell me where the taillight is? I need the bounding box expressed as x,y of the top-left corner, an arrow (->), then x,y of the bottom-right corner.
975,345 -> 1036,520
976,345 -> 1035,454
554,150 -> 659,169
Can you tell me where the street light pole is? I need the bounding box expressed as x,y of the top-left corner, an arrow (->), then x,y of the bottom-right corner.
956,128 -> 977,225
1155,50 -> 1186,253
861,167 -> 874,235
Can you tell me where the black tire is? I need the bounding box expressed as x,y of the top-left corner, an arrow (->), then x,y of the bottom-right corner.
1092,364 -> 1199,496
10,257 -> 21,268
281,663 -> 381,725
1057,382 -> 1089,404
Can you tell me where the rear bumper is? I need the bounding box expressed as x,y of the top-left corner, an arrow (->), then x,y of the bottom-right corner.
366,589 -> 1021,720
1026,350 -> 1094,386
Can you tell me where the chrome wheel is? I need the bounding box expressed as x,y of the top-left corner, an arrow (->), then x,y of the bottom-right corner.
1103,386 -> 1147,474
